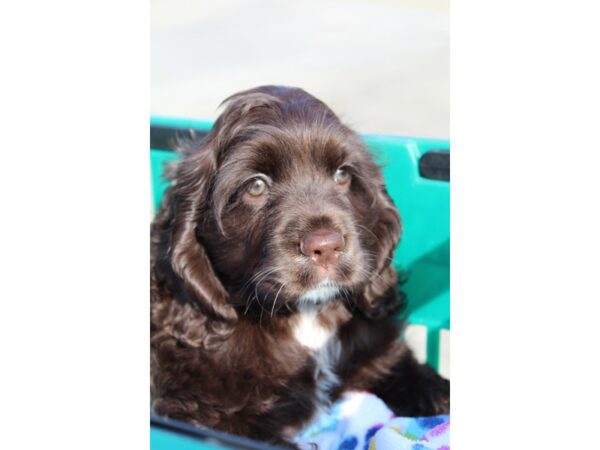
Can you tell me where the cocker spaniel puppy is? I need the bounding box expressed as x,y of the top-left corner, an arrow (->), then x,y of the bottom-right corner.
150,86 -> 449,446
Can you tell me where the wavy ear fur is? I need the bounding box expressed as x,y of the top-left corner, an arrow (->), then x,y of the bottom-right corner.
152,135 -> 237,322
152,89 -> 286,322
359,187 -> 403,319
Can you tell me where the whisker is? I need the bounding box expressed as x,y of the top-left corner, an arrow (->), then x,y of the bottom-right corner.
240,267 -> 277,298
356,224 -> 383,248
270,282 -> 286,318
243,294 -> 256,316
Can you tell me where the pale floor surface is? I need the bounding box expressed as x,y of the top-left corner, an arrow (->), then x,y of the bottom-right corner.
151,0 -> 449,138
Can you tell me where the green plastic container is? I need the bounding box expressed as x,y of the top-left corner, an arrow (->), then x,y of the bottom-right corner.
150,116 -> 450,450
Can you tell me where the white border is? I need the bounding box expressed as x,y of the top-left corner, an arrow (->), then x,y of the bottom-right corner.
452,0 -> 600,447
1,1 -> 149,448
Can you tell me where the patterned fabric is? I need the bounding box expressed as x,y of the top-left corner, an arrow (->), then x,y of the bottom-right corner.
295,391 -> 450,450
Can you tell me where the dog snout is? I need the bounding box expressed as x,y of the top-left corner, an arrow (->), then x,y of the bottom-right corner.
300,229 -> 345,269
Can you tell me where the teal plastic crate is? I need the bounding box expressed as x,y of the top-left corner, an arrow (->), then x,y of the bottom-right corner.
150,116 -> 449,450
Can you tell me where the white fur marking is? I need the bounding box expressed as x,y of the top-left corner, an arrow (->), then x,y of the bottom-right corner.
298,279 -> 340,305
292,305 -> 341,413
312,339 -> 341,413
293,310 -> 333,350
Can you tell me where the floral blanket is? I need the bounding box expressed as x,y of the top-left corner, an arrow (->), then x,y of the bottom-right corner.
295,391 -> 450,450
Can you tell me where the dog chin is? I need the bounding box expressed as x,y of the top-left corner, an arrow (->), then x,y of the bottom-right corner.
298,279 -> 341,306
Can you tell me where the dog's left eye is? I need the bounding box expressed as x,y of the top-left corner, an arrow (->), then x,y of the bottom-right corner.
247,178 -> 268,197
334,167 -> 351,186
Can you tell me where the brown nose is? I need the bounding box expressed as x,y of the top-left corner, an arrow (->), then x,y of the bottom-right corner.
300,229 -> 345,268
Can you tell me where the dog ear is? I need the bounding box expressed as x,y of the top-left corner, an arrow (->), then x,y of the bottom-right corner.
359,186 -> 403,319
154,137 -> 237,322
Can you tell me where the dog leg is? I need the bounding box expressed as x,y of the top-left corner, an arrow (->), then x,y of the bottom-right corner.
370,351 -> 450,416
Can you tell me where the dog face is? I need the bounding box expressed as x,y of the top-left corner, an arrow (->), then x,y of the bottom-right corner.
155,86 -> 401,321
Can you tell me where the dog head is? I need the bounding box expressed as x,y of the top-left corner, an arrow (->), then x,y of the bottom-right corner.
153,86 -> 401,322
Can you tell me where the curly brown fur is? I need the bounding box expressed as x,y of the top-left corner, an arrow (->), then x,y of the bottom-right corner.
150,86 -> 449,445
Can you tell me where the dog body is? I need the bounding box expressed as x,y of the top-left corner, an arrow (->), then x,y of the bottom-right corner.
150,86 -> 449,445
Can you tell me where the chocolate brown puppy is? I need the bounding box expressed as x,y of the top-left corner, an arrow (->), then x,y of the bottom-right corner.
150,86 -> 449,446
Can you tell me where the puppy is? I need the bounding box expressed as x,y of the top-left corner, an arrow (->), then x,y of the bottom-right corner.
150,86 -> 449,446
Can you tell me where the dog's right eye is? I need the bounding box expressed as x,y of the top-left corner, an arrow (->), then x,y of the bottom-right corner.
334,167 -> 352,186
247,178 -> 267,197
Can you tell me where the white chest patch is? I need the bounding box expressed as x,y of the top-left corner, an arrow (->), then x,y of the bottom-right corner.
292,308 -> 341,413
293,310 -> 333,350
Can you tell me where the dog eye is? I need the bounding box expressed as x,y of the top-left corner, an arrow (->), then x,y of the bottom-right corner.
247,178 -> 268,197
334,167 -> 351,186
